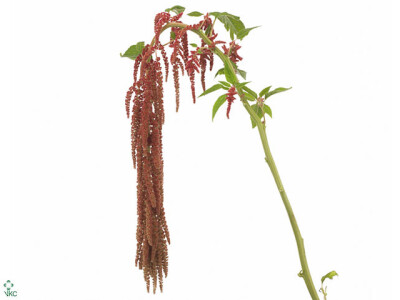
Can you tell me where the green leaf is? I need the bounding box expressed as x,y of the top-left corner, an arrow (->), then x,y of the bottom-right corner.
231,61 -> 238,70
259,86 -> 272,97
209,12 -> 245,40
215,68 -> 225,77
230,30 -> 235,41
321,271 -> 338,284
263,104 -> 272,118
199,84 -> 224,97
187,11 -> 203,17
212,94 -> 227,121
216,66 -> 245,80
243,92 -> 256,101
235,81 -> 251,88
218,81 -> 231,88
250,104 -> 263,128
190,43 -> 198,48
165,5 -> 185,15
170,31 -> 176,40
265,87 -> 292,99
224,62 -> 236,84
237,26 -> 260,40
242,86 -> 258,99
237,69 -> 247,80
120,41 -> 145,60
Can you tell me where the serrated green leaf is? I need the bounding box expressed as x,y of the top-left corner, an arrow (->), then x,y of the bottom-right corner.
263,104 -> 272,118
265,87 -> 292,99
235,81 -> 251,88
190,43 -> 198,47
237,69 -> 247,80
187,11 -> 203,17
199,84 -> 224,97
224,62 -> 236,84
237,26 -> 260,40
218,81 -> 231,88
212,94 -> 227,121
259,86 -> 272,97
242,86 -> 258,99
209,12 -> 245,40
120,41 -> 145,60
165,5 -> 185,15
321,271 -> 338,284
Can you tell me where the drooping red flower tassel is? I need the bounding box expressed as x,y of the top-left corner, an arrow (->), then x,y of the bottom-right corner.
185,50 -> 200,103
128,55 -> 170,294
226,85 -> 237,119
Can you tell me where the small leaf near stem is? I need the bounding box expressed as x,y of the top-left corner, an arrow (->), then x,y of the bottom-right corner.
321,271 -> 338,284
259,86 -> 272,97
212,94 -> 227,120
199,84 -> 225,97
235,81 -> 251,88
120,42 -> 145,60
242,85 -> 257,98
223,62 -> 236,84
319,271 -> 338,300
187,11 -> 203,17
237,26 -> 260,40
265,87 -> 292,99
218,81 -> 231,88
165,5 -> 185,14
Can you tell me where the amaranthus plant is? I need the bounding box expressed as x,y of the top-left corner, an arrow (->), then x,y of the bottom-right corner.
121,5 -> 337,299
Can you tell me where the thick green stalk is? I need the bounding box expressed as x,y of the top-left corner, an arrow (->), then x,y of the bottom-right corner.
156,22 -> 320,299
254,121 -> 320,300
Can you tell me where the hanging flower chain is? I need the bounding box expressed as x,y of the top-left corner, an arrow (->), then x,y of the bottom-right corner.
119,6 -> 322,297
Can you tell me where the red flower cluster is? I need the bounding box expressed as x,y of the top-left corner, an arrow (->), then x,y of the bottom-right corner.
186,50 -> 200,103
222,41 -> 243,64
127,55 -> 170,294
124,11 -> 238,293
226,85 -> 237,119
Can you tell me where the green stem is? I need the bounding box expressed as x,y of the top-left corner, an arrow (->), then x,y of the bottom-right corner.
155,22 -> 321,300
254,121 -> 320,300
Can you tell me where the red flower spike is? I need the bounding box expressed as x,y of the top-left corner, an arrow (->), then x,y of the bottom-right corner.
222,41 -> 243,64
154,12 -> 171,44
199,42 -> 215,92
226,85 -> 237,119
175,57 -> 185,76
185,50 -> 201,103
158,44 -> 169,82
181,31 -> 189,65
125,85 -> 134,118
128,51 -> 169,294
209,52 -> 214,71
172,63 -> 180,112
125,9 -> 249,294
133,54 -> 142,85
170,12 -> 183,22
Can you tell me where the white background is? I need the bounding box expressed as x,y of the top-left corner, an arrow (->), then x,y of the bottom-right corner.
1,0 -> 397,299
